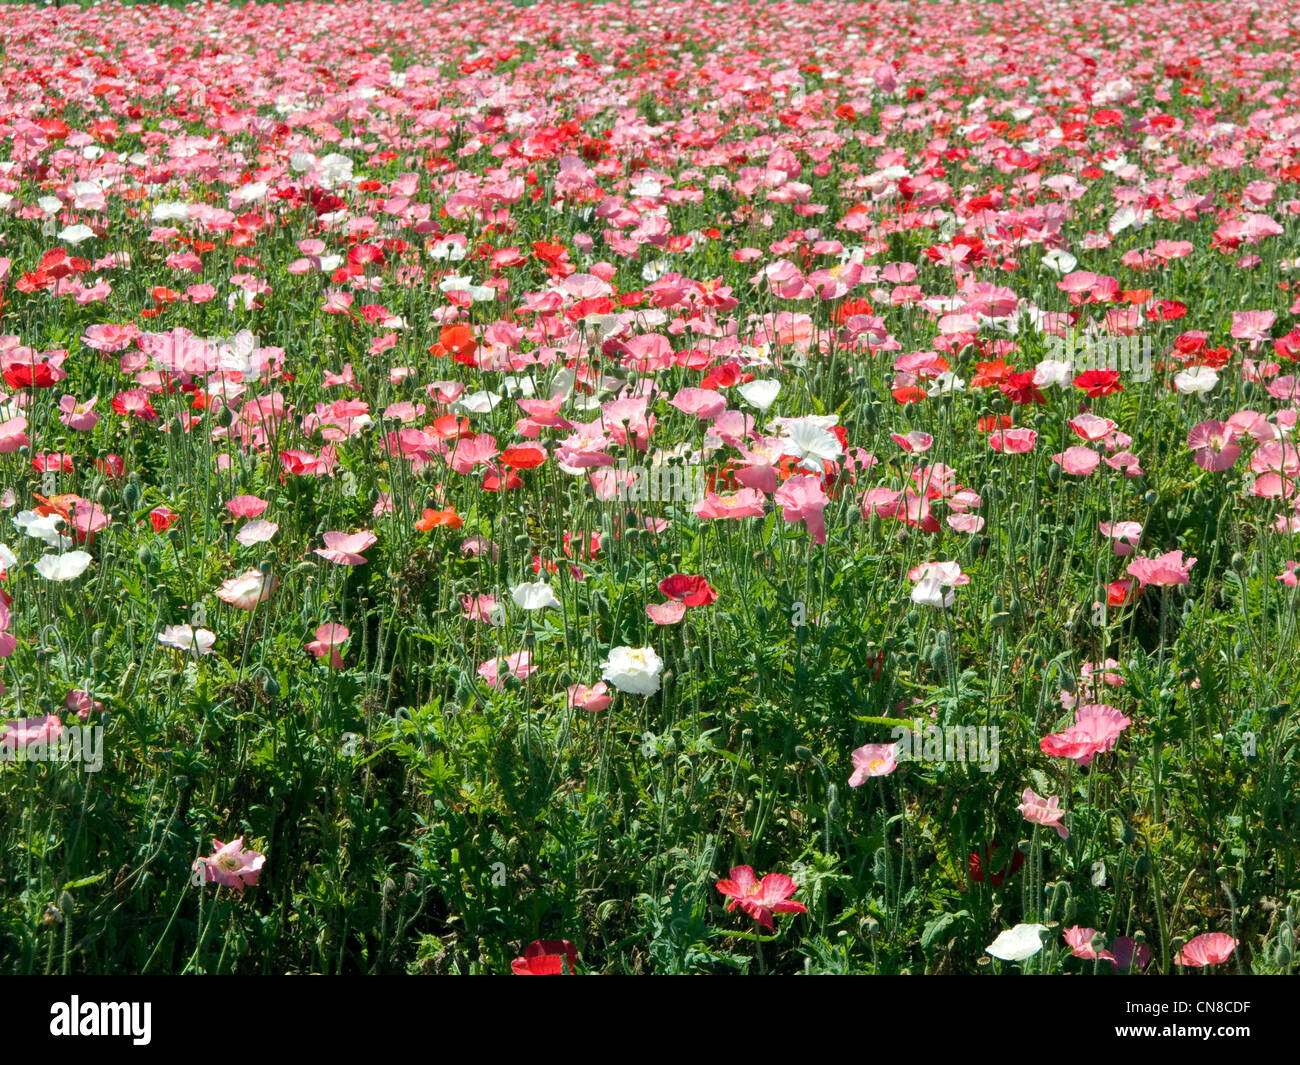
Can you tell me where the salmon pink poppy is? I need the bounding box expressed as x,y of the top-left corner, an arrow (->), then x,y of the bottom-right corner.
1174,932 -> 1237,968
1126,549 -> 1196,588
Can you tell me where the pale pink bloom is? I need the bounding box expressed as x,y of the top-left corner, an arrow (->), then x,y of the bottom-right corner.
460,535 -> 499,560
235,520 -> 278,546
567,682 -> 611,713
1104,450 -> 1144,477
448,432 -> 500,474
1174,932 -> 1237,968
193,837 -> 266,894
214,569 -> 276,610
225,494 -> 268,519
774,475 -> 830,544
694,488 -> 766,520
0,416 -> 30,453
315,530 -> 378,566
1126,549 -> 1196,588
859,487 -> 901,519
58,394 -> 99,431
669,387 -> 727,419
1277,561 -> 1300,586
1068,414 -> 1118,441
989,428 -> 1036,453
1053,446 -> 1101,476
1,714 -> 63,750
461,594 -> 502,625
1063,926 -> 1114,962
1230,310 -> 1275,345
1186,420 -> 1241,472
1017,788 -> 1069,839
1099,520 -> 1143,556
948,513 -> 985,534
890,430 -> 933,453
305,624 -> 349,668
848,742 -> 900,785
82,322 -> 140,352
646,600 -> 687,625
477,651 -> 536,689
65,689 -> 104,722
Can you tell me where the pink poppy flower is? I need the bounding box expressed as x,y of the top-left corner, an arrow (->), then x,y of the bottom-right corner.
225,494 -> 268,519
1112,936 -> 1153,971
567,682 -> 611,713
989,427 -> 1037,453
1186,420 -> 1241,472
315,530 -> 378,566
1126,549 -> 1196,588
305,624 -> 349,668
1017,788 -> 1069,839
193,837 -> 266,894
774,475 -> 830,544
1040,703 -> 1131,767
1230,310 -> 1275,346
1068,414 -> 1119,442
715,865 -> 807,931
1053,446 -> 1101,476
694,488 -> 766,520
214,569 -> 276,610
848,742 -> 900,785
646,600 -> 687,625
477,651 -> 536,689
1,713 -> 63,750
58,394 -> 99,431
1063,926 -> 1115,962
1099,520 -> 1143,556
1174,932 -> 1237,968
65,689 -> 103,721
461,594 -> 502,625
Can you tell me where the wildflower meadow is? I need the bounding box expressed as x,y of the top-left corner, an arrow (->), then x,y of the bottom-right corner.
2,0 -> 1300,990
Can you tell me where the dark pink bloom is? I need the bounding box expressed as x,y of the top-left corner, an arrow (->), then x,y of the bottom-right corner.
715,865 -> 807,931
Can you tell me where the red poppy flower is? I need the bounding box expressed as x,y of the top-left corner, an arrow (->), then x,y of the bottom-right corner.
999,371 -> 1045,405
511,939 -> 578,975
4,364 -> 56,389
500,447 -> 546,470
658,574 -> 717,606
1073,369 -> 1123,397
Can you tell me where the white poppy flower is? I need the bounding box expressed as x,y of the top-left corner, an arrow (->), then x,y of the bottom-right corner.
512,581 -> 561,611
986,923 -> 1049,961
35,550 -> 92,581
600,645 -> 664,696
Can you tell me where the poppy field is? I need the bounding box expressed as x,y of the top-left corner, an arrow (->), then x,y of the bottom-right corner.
2,0 -> 1300,977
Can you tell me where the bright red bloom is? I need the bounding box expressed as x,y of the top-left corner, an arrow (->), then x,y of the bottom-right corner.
511,939 -> 578,975
998,371 -> 1045,405
658,573 -> 718,606
1073,369 -> 1123,397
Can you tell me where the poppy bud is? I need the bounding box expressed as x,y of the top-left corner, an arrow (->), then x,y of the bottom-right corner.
137,544 -> 154,569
